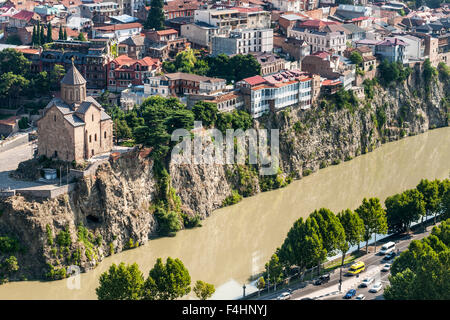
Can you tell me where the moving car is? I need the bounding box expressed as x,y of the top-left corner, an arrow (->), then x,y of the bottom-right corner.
382,263 -> 391,272
369,282 -> 383,293
343,289 -> 356,299
383,252 -> 396,261
360,277 -> 374,287
347,261 -> 365,275
277,292 -> 291,300
356,294 -> 365,300
314,273 -> 331,285
380,241 -> 396,255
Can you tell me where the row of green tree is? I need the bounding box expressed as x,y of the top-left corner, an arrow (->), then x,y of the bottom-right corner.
162,49 -> 261,84
261,178 -> 450,290
0,49 -> 65,107
384,218 -> 450,300
96,257 -> 215,300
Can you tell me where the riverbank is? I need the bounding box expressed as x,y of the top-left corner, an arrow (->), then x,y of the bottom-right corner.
0,126 -> 448,299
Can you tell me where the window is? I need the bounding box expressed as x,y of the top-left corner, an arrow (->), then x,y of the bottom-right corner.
92,114 -> 94,122
104,131 -> 106,139
54,115 -> 56,121
95,133 -> 97,141
89,135 -> 92,143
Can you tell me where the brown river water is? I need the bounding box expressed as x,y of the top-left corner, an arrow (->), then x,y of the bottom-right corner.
0,126 -> 449,299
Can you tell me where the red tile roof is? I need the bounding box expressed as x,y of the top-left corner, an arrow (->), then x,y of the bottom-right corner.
299,19 -> 340,28
11,10 -> 34,21
94,22 -> 143,32
156,29 -> 178,36
242,75 -> 266,86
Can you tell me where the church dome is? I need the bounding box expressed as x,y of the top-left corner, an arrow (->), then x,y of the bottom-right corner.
61,62 -> 87,85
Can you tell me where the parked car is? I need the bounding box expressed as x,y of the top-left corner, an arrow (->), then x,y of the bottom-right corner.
360,277 -> 374,287
384,252 -> 396,261
356,294 -> 365,300
314,273 -> 331,285
369,282 -> 383,293
382,263 -> 391,272
343,289 -> 356,299
277,292 -> 291,300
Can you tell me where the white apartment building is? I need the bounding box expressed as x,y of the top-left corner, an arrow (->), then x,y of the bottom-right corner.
194,8 -> 271,33
80,2 -> 122,19
211,28 -> 273,56
267,0 -> 302,13
288,28 -> 347,55
237,70 -> 313,118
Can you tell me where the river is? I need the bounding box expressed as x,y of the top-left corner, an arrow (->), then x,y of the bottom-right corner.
0,127 -> 449,300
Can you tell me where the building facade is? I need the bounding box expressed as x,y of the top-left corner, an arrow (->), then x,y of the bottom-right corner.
237,70 -> 313,118
211,28 -> 273,56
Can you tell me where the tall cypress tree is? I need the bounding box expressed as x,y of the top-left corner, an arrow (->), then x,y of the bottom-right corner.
59,25 -> 64,40
40,24 -> 45,44
32,25 -> 37,46
46,22 -> 53,43
63,28 -> 67,40
144,0 -> 165,31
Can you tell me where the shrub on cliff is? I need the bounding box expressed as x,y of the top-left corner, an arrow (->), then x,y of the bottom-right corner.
154,206 -> 181,237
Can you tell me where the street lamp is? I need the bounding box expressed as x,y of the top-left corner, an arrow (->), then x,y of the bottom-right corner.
242,284 -> 246,298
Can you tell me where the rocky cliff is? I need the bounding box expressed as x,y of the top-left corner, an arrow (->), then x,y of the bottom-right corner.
0,69 -> 448,281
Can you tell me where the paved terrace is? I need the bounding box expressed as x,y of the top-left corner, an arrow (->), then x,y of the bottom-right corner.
0,142 -> 132,198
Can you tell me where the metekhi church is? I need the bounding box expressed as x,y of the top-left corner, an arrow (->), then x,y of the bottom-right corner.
37,61 -> 113,162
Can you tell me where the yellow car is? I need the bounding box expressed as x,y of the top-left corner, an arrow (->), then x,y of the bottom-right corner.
347,261 -> 365,275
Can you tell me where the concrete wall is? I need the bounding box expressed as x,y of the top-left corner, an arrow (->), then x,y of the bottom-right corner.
15,183 -> 77,199
0,133 -> 30,153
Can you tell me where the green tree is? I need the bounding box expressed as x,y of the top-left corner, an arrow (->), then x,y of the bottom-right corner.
229,54 -> 261,83
278,216 -> 327,275
32,25 -> 38,46
77,32 -> 87,41
40,24 -> 45,45
2,256 -> 19,273
417,179 -> 441,225
256,276 -> 265,296
96,262 -> 145,300
442,182 -> 450,220
49,64 -> 66,90
384,220 -> 450,300
193,280 -> 215,300
355,197 -> 388,253
337,209 -> 364,286
0,48 -> 31,75
63,28 -> 67,40
153,207 -> 182,236
59,25 -> 64,40
349,51 -> 363,65
192,101 -> 218,127
385,189 -> 425,234
145,0 -> 165,31
46,23 -> 53,43
264,254 -> 283,291
0,72 -> 30,107
143,257 -> 191,300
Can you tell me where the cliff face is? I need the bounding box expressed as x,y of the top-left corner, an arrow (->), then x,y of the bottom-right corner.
0,71 -> 448,280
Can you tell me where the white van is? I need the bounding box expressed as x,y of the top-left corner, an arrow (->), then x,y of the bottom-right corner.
380,241 -> 396,255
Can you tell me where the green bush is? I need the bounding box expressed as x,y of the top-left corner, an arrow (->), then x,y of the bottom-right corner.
0,236 -> 20,254
154,207 -> 182,236
222,189 -> 243,206
56,228 -> 72,247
